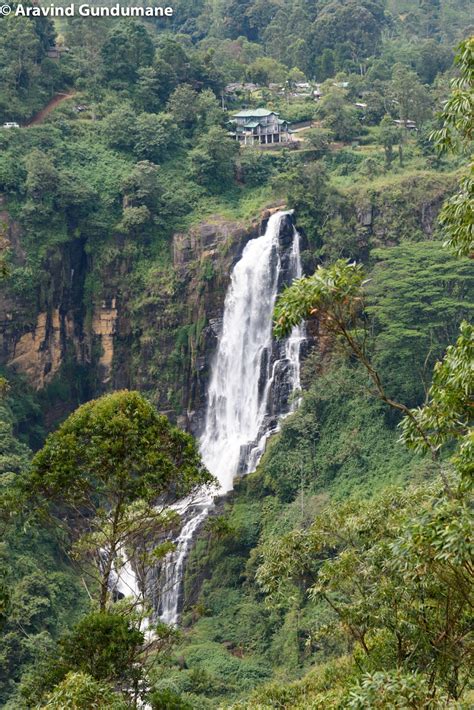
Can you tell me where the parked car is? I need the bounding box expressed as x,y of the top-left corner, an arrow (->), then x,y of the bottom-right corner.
2,122 -> 20,129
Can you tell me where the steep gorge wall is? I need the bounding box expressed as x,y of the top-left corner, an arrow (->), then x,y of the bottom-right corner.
351,173 -> 455,247
331,172 -> 456,260
0,172 -> 454,433
0,199 -> 89,423
0,202 -> 285,430
125,208 -> 286,432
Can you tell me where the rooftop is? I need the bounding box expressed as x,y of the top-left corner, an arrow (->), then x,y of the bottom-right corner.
229,117 -> 290,131
232,108 -> 279,118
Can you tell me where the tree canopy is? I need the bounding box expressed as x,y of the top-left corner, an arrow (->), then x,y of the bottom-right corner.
23,391 -> 213,610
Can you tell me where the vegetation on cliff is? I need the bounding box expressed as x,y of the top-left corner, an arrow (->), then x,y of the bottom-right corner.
142,39 -> 473,708
0,2 -> 472,708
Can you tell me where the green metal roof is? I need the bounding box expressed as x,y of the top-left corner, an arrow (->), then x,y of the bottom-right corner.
232,108 -> 279,118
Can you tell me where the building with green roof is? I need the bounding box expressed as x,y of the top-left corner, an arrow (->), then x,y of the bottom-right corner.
228,108 -> 292,146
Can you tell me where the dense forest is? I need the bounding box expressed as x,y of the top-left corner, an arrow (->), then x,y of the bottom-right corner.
0,1 -> 472,708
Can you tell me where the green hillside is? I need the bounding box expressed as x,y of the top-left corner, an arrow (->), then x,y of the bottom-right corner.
0,2 -> 472,708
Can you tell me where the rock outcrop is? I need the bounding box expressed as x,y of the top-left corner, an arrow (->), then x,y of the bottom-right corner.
92,299 -> 118,385
9,310 -> 62,388
0,203 -> 289,431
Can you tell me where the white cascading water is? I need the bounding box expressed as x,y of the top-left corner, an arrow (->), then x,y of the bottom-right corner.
159,211 -> 304,625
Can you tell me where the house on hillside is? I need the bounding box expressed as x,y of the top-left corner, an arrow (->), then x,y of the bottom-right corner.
46,45 -> 69,60
393,119 -> 417,130
224,83 -> 260,100
314,85 -> 323,100
228,109 -> 292,146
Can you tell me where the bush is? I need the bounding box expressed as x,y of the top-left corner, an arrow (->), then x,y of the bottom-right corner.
239,150 -> 275,186
58,612 -> 144,683
189,127 -> 239,193
40,672 -> 127,710
149,687 -> 193,710
262,358 -> 419,501
346,670 -> 451,709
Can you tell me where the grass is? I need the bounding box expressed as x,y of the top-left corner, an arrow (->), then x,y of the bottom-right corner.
182,184 -> 284,228
336,166 -> 461,192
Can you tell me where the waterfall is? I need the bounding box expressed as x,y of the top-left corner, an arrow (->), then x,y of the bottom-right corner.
158,211 -> 304,626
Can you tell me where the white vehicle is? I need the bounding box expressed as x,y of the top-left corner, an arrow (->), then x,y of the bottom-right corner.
2,122 -> 20,129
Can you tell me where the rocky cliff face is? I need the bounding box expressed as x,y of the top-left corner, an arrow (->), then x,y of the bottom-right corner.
344,173 -> 456,259
0,199 -> 88,412
128,206 -> 288,433
0,171 -> 454,435
0,201 -> 287,431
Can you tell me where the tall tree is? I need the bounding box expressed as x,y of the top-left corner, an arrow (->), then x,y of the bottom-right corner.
316,86 -> 360,141
189,127 -> 239,193
311,0 -> 388,65
135,59 -> 177,112
101,21 -> 154,87
389,62 -> 432,127
0,16 -> 42,120
430,37 -> 474,258
378,115 -> 402,167
23,391 -> 214,610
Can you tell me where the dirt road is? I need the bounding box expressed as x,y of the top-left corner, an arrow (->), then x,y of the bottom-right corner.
26,92 -> 76,126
